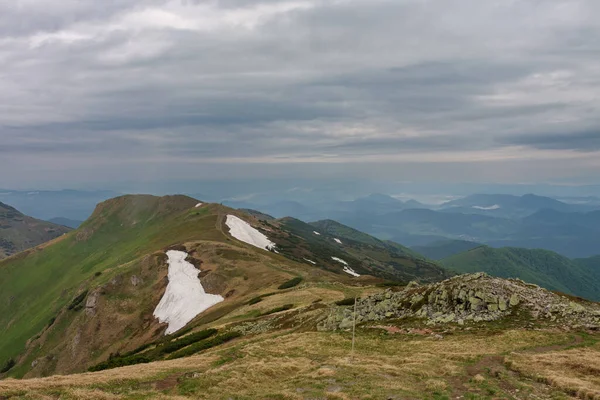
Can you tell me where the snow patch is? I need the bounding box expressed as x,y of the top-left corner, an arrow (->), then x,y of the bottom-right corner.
195,203 -> 203,208
154,250 -> 224,334
331,256 -> 348,266
226,214 -> 276,251
334,238 -> 342,244
304,258 -> 316,265
472,204 -> 500,210
313,231 -> 321,236
331,256 -> 360,277
343,266 -> 361,277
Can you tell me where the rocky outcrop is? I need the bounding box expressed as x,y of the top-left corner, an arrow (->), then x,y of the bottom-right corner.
319,273 -> 600,330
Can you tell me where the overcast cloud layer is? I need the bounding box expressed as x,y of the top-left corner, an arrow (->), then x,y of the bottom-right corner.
1,0 -> 600,188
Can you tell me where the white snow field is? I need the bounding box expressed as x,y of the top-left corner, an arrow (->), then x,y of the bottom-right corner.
313,231 -> 321,235
331,256 -> 348,266
472,204 -> 500,210
154,250 -> 224,334
226,214 -> 276,251
334,238 -> 342,244
304,258 -> 317,265
195,203 -> 203,208
331,256 -> 360,277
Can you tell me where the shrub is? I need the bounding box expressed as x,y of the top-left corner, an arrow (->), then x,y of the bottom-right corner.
67,290 -> 88,311
0,358 -> 15,373
335,298 -> 356,306
167,332 -> 242,360
88,354 -> 151,372
278,277 -> 303,290
47,316 -> 57,328
247,296 -> 263,305
261,304 -> 294,316
159,329 -> 218,354
376,281 -> 406,288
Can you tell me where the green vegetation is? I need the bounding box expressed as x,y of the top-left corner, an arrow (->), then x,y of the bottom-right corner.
0,358 -> 15,373
277,217 -> 450,283
412,239 -> 482,260
442,246 -> 600,301
261,304 -> 294,316
67,290 -> 88,311
0,195 -> 226,374
159,329 -> 218,354
335,298 -> 356,306
277,277 -> 303,289
167,332 -> 242,360
88,354 -> 151,372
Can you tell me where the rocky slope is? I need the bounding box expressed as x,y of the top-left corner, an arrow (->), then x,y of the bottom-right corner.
320,272 -> 600,330
0,201 -> 70,259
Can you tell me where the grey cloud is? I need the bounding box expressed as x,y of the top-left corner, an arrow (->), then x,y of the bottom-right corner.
501,129 -> 600,152
1,0 -> 600,186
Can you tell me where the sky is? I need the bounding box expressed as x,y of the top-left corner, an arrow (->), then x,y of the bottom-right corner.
1,0 -> 600,190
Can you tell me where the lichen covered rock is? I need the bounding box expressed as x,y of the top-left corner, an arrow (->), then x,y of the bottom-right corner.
318,273 -> 600,330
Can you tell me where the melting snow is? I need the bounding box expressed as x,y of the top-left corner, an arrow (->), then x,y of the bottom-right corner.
331,256 -> 360,277
472,204 -> 500,210
226,215 -> 276,251
304,258 -> 317,265
343,266 -> 361,277
154,250 -> 224,334
334,238 -> 342,244
313,231 -> 321,235
195,203 -> 203,208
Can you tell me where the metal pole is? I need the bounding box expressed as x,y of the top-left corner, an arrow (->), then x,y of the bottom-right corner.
351,295 -> 357,360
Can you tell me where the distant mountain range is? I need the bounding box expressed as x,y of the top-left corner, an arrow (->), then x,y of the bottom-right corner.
0,202 -> 71,260
229,193 -> 600,258
0,190 -> 119,221
2,189 -> 600,258
440,246 -> 600,301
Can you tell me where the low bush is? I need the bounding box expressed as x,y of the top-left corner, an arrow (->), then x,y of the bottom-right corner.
261,304 -> 294,316
159,329 -> 218,354
335,298 -> 356,306
0,358 -> 15,373
67,290 -> 88,311
167,332 -> 242,360
247,296 -> 263,305
278,277 -> 303,290
88,354 -> 151,372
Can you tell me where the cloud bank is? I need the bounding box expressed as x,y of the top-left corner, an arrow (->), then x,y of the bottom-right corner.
1,0 -> 600,187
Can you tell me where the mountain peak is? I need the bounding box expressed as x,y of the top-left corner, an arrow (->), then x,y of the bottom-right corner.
86,194 -> 200,228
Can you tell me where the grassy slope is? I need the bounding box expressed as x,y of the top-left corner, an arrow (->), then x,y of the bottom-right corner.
411,239 -> 482,260
0,195 -> 225,370
4,195 -> 442,377
0,202 -> 70,259
441,246 -> 600,300
277,218 -> 450,283
1,319 -> 597,399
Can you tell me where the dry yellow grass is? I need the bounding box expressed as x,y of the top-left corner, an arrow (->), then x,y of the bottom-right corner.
1,328 -> 588,399
508,341 -> 600,400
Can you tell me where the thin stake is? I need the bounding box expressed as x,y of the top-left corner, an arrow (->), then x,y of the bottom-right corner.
351,295 -> 357,361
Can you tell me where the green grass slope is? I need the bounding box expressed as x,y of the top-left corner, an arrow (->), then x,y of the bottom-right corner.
0,202 -> 70,259
411,239 -> 482,260
1,194 -> 452,379
441,246 -> 600,301
277,218 -> 450,283
0,195 -> 260,375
